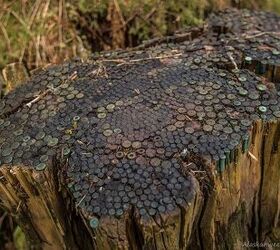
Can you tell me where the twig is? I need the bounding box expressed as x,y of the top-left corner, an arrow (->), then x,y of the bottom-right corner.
248,151 -> 258,162
26,89 -> 52,108
16,201 -> 22,213
185,115 -> 193,121
116,53 -> 183,66
89,64 -> 108,78
135,13 -> 164,37
26,71 -> 78,108
69,71 -> 78,81
227,52 -> 238,70
144,7 -> 157,20
243,31 -> 280,40
76,194 -> 86,207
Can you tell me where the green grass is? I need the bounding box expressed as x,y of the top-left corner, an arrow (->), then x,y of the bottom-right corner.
265,0 -> 280,13
13,226 -> 27,250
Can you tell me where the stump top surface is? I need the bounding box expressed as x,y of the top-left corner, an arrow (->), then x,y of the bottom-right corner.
1,9 -> 280,221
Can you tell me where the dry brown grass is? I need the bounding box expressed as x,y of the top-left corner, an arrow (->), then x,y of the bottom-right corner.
0,0 -> 279,71
0,0 -> 88,69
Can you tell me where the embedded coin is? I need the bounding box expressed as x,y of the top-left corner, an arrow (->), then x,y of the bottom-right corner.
14,129 -> 23,136
2,148 -> 12,157
89,218 -> 99,229
47,138 -> 59,147
258,106 -> 267,113
63,147 -> 71,155
103,129 -> 113,137
244,56 -> 252,63
73,116 -> 80,121
76,93 -> 84,99
203,124 -> 213,132
97,113 -> 106,119
256,84 -> 267,92
150,158 -> 161,167
239,88 -> 248,96
273,111 -> 280,118
40,155 -> 49,162
36,162 -> 46,171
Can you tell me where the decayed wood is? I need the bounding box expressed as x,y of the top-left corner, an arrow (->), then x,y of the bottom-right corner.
2,62 -> 29,93
0,166 -> 66,249
260,120 -> 280,243
197,120 -> 263,249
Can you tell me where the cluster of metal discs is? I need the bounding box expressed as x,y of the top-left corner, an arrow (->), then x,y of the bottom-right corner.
208,8 -> 280,34
1,9 -> 280,221
208,9 -> 280,82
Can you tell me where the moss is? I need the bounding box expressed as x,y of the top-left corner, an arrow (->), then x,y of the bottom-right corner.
13,226 -> 27,250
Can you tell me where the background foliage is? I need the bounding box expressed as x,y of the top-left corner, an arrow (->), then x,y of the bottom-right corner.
0,0 -> 280,249
0,0 -> 280,71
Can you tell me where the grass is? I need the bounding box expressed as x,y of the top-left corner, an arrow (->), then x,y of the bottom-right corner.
0,0 -> 87,69
264,0 -> 280,13
0,0 -> 280,70
13,227 -> 27,250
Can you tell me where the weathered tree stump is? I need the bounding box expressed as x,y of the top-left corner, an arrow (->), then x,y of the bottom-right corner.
1,9 -> 280,250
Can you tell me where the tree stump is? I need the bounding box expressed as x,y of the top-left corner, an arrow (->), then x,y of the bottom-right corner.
1,8 -> 280,250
